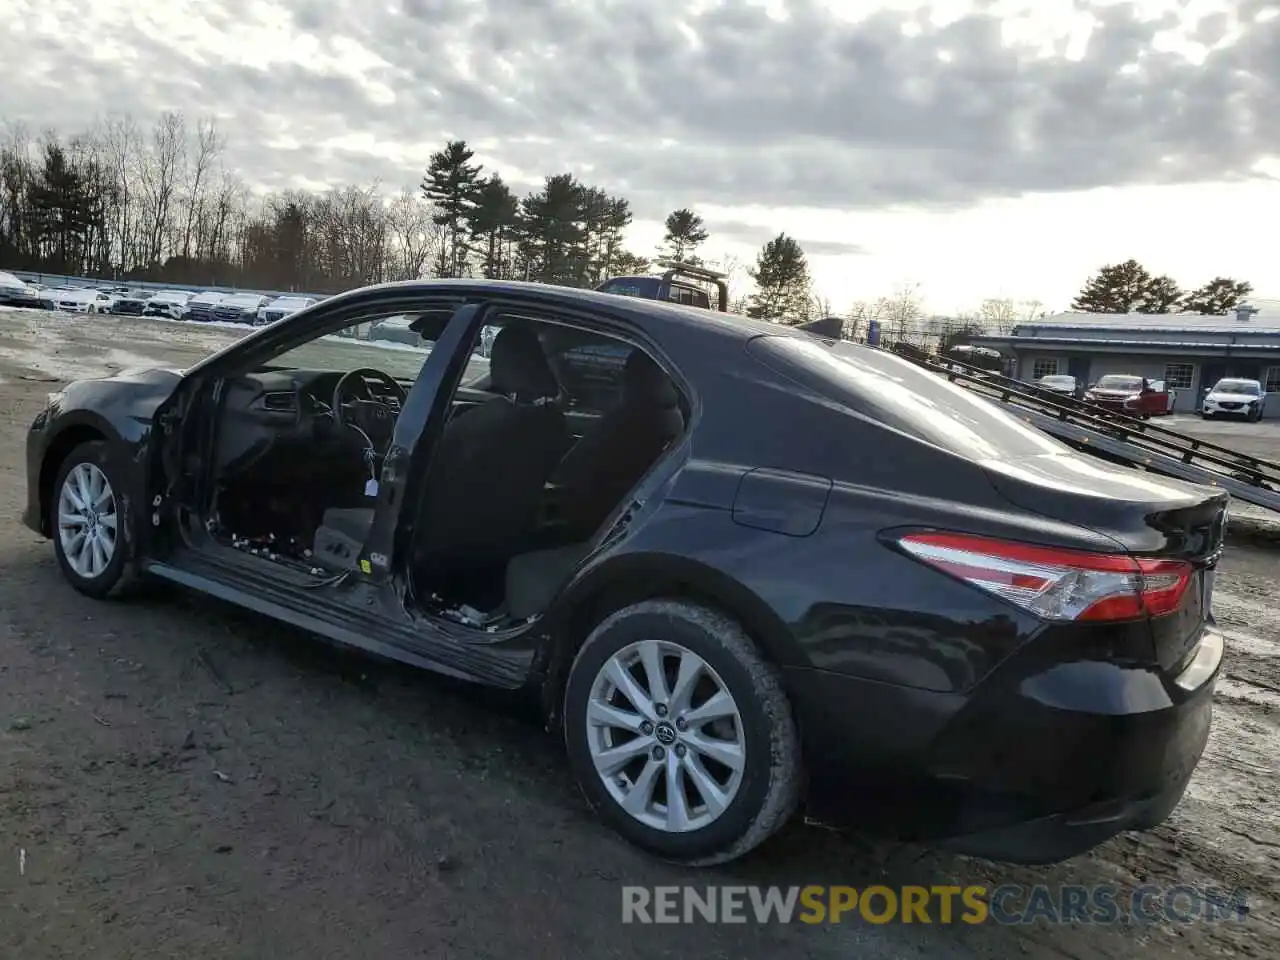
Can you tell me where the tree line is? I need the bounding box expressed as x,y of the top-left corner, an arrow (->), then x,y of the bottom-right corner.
1071,260 -> 1253,315
0,112 -> 819,323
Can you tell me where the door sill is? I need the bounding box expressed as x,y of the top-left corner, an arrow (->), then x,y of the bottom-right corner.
143,545 -> 535,689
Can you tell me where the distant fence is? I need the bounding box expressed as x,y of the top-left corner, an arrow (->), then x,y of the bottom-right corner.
5,269 -> 330,302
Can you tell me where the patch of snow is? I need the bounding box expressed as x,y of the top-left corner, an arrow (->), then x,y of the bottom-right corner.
0,339 -> 172,381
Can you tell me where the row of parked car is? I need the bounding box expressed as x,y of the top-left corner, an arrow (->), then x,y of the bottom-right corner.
0,270 -> 318,326
1034,372 -> 1269,421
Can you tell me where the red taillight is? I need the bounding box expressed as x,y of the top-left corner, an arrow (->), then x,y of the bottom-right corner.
896,532 -> 1193,623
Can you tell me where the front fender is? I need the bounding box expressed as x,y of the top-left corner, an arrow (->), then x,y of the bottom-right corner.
32,371 -> 181,550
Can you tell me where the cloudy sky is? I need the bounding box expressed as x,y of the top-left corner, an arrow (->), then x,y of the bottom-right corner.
2,0 -> 1277,311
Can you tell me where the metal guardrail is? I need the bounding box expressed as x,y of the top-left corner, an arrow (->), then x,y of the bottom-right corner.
896,349 -> 1280,515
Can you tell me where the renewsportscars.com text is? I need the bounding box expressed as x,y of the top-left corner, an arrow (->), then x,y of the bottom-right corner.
621,884 -> 1250,925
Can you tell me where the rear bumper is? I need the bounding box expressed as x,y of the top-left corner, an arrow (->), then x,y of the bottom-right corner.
786,627 -> 1223,864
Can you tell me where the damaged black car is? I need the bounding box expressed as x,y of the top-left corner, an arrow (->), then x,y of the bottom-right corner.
23,279 -> 1226,866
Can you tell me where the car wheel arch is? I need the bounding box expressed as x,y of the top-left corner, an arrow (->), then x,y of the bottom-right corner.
38,423 -> 114,536
539,553 -> 800,727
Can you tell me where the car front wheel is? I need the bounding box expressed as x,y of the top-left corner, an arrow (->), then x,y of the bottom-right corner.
52,441 -> 132,598
563,599 -> 802,866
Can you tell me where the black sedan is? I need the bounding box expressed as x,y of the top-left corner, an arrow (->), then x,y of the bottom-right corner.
21,279 -> 1226,866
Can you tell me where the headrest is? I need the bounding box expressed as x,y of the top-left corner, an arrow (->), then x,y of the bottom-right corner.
622,350 -> 678,407
490,326 -> 559,401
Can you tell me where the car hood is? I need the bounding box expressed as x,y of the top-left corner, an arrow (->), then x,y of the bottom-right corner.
61,366 -> 184,399
1206,392 -> 1256,402
1087,388 -> 1138,398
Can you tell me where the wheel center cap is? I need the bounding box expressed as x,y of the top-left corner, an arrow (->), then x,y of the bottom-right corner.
654,722 -> 677,745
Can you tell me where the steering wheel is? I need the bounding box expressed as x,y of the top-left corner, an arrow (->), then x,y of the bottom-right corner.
331,368 -> 407,450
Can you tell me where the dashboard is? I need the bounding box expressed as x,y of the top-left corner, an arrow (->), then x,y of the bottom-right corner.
211,368 -> 605,482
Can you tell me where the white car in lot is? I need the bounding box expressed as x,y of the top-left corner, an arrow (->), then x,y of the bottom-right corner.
1035,374 -> 1078,398
1202,378 -> 1267,421
257,295 -> 318,325
45,287 -> 118,314
142,290 -> 193,320
0,270 -> 44,308
185,291 -> 227,322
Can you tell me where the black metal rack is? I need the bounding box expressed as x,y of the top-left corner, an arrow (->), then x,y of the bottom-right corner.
894,349 -> 1280,516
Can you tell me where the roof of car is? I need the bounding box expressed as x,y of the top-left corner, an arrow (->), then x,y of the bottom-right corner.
348,278 -> 783,343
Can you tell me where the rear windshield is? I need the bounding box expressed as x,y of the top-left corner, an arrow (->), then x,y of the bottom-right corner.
598,277 -> 661,299
1095,375 -> 1142,390
747,335 -> 1064,462
1215,379 -> 1261,394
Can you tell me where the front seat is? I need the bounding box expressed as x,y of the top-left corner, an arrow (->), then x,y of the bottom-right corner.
412,325 -> 568,601
552,349 -> 684,535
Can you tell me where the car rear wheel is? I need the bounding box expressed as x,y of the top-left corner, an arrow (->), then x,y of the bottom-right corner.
563,599 -> 802,866
52,441 -> 133,599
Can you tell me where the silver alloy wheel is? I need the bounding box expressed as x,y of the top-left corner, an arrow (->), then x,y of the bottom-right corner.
57,462 -> 118,579
586,638 -> 746,833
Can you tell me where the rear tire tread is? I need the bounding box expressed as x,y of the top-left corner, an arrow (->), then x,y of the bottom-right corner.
566,598 -> 802,867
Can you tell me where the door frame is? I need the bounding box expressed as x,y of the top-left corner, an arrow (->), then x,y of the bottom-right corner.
150,289 -> 476,557
360,301 -> 494,584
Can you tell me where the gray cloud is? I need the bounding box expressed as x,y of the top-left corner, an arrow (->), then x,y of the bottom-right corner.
703,219 -> 870,256
1,0 -> 1276,221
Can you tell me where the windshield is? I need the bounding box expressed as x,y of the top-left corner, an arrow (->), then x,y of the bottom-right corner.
264,312 -> 490,386
1095,375 -> 1142,391
1040,376 -> 1073,387
223,294 -> 263,308
154,290 -> 190,302
1214,379 -> 1261,395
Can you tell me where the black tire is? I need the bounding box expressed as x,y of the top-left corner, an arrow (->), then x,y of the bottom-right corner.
51,441 -> 140,600
563,599 -> 802,866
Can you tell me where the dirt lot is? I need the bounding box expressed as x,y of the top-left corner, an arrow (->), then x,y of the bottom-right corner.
0,307 -> 1277,959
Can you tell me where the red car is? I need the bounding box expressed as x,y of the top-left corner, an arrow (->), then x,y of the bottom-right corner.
1083,375 -> 1170,420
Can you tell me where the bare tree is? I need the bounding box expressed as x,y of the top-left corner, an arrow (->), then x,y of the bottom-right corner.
99,114 -> 141,271
978,298 -> 1018,335
876,281 -> 926,344
386,187 -> 441,280
138,112 -> 185,266
181,117 -> 225,260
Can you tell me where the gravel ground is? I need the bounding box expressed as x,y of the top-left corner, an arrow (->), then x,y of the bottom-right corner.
0,307 -> 1277,959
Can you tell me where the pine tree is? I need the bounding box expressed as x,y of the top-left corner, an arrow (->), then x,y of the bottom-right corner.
658,208 -> 709,264
1136,275 -> 1183,314
1181,277 -> 1253,315
466,173 -> 519,279
1071,259 -> 1154,313
746,233 -> 811,323
518,173 -> 588,285
420,140 -> 482,277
